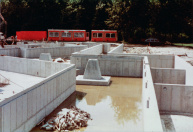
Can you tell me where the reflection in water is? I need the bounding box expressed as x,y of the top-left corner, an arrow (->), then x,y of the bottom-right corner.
31,77 -> 143,132
76,77 -> 143,131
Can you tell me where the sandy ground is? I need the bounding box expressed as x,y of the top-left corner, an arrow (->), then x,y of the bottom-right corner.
124,46 -> 193,66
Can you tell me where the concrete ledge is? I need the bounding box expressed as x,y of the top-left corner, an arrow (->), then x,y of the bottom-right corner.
76,75 -> 111,86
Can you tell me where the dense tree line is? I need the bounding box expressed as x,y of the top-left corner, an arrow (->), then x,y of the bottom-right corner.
0,0 -> 192,43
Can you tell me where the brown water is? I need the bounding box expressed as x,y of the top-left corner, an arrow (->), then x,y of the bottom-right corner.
31,77 -> 143,132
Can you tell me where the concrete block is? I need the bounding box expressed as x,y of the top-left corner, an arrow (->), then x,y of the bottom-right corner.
27,91 -> 33,119
154,84 -> 161,109
16,97 -> 23,127
123,62 -> 129,76
32,89 -> 37,116
39,53 -> 52,61
10,100 -> 17,131
45,61 -> 52,77
105,60 -> 111,75
24,114 -> 36,132
45,101 -> 54,116
36,108 -> 46,125
0,57 -> 4,70
160,85 -> 172,111
2,103 -> 11,132
36,86 -> 41,112
22,94 -> 28,123
110,61 -> 117,76
171,86 -> 183,112
128,61 -> 135,76
40,61 -> 46,77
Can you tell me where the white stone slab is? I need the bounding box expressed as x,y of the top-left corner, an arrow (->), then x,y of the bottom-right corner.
76,75 -> 111,86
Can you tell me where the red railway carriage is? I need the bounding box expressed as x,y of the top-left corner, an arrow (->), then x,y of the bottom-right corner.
48,29 -> 89,41
16,31 -> 47,41
91,30 -> 117,42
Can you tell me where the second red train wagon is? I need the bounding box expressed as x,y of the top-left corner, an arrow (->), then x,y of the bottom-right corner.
91,30 -> 117,42
48,29 -> 89,41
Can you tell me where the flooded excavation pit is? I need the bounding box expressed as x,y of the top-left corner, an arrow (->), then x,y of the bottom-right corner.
32,77 -> 143,132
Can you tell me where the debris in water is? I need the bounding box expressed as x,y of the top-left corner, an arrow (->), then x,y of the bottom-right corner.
40,106 -> 92,131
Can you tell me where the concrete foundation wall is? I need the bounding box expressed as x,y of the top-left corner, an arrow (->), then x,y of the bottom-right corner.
0,48 -> 21,57
21,45 -> 87,58
108,53 -> 175,68
73,44 -> 103,55
4,45 -> 20,48
81,42 -> 99,48
142,57 -> 163,131
0,65 -> 76,132
0,56 -> 72,78
154,83 -> 193,114
108,44 -> 124,54
71,54 -> 143,77
175,56 -> 193,85
151,68 -> 186,84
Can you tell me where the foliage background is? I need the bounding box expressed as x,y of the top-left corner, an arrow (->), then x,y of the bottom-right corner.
0,0 -> 192,43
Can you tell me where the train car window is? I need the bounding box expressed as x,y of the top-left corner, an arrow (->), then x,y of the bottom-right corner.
106,33 -> 110,38
62,32 -> 66,37
74,33 -> 84,38
67,33 -> 71,37
111,33 -> 115,38
93,33 -> 97,38
62,32 -> 71,37
98,33 -> 102,38
55,32 -> 59,37
78,33 -> 84,38
49,32 -> 54,37
74,33 -> 78,38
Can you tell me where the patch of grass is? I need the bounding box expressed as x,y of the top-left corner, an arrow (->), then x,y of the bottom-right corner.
173,43 -> 193,47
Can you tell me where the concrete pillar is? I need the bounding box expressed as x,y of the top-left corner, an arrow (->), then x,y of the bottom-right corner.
83,59 -> 102,80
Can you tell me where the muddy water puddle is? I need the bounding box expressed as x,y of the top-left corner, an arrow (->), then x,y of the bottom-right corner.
31,77 -> 143,132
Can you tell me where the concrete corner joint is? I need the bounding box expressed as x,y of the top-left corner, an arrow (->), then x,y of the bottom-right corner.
76,59 -> 111,86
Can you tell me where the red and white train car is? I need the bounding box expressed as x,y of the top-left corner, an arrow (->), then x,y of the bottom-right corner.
91,30 -> 117,42
48,29 -> 89,41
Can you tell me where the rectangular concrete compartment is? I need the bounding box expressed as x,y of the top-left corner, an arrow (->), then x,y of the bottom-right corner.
0,56 -> 76,132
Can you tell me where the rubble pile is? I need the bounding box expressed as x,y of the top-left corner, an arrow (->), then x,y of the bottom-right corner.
41,106 -> 92,131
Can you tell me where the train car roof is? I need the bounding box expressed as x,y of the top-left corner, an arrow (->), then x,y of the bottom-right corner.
48,29 -> 86,31
92,30 -> 117,32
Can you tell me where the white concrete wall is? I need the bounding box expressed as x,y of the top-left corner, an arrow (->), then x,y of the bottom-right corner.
71,54 -> 143,77
175,56 -> 193,85
151,68 -> 186,84
0,62 -> 76,132
142,56 -> 163,131
4,45 -> 19,48
0,48 -> 21,57
108,44 -> 124,54
22,45 -> 87,58
0,56 -> 72,78
73,44 -> 103,55
154,83 -> 193,114
81,42 -> 99,48
108,53 -> 175,68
